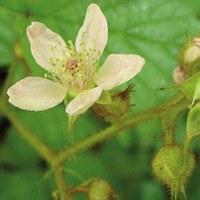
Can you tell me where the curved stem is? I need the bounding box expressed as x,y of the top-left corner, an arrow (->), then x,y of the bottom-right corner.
56,109 -> 158,163
1,105 -> 56,163
56,93 -> 189,163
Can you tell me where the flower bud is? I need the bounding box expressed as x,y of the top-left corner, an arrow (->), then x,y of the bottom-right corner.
185,37 -> 200,64
92,85 -> 133,123
89,179 -> 113,200
152,145 -> 195,190
173,67 -> 185,83
178,35 -> 200,75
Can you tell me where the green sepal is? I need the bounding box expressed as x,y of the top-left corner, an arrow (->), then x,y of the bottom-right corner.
96,90 -> 112,105
67,115 -> 78,144
187,103 -> 200,139
92,86 -> 133,123
178,72 -> 200,103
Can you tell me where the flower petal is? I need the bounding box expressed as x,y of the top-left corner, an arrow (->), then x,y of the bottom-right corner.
66,87 -> 102,116
75,4 -> 108,58
95,54 -> 145,90
7,77 -> 67,111
27,22 -> 67,71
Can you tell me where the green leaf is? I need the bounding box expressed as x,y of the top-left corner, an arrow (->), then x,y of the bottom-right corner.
105,0 -> 199,110
0,170 -> 48,200
0,8 -> 18,66
0,127 -> 39,166
187,103 -> 200,139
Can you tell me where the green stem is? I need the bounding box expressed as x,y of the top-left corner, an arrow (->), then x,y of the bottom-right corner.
161,92 -> 188,145
56,93 -> 189,163
53,163 -> 74,200
56,108 -> 159,163
0,43 -> 74,199
183,136 -> 191,164
2,106 -> 56,163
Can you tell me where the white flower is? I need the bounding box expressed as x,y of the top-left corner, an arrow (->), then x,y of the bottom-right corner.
7,4 -> 145,117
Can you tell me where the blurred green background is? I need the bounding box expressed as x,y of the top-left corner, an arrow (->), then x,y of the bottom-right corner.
1,0 -> 200,199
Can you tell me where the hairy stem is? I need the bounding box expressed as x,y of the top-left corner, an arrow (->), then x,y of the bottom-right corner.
57,110 -> 157,162
161,93 -> 188,145
56,93 -> 189,163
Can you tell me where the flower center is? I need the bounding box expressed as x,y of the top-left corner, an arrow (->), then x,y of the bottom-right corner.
63,57 -> 83,78
47,36 -> 100,92
47,40 -> 87,90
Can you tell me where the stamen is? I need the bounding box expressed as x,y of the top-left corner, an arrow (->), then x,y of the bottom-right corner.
47,36 -> 100,90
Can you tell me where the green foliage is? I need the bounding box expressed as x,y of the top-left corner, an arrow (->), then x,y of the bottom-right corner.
0,170 -> 49,200
0,0 -> 200,200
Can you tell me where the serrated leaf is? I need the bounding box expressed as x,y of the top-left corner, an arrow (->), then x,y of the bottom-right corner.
105,0 -> 199,110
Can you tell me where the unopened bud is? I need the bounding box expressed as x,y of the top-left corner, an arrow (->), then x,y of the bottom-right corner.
152,145 -> 195,190
178,35 -> 200,75
89,179 -> 113,200
185,38 -> 200,64
92,85 -> 133,123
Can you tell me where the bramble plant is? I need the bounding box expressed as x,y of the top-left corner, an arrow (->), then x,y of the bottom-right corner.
1,1 -> 200,200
